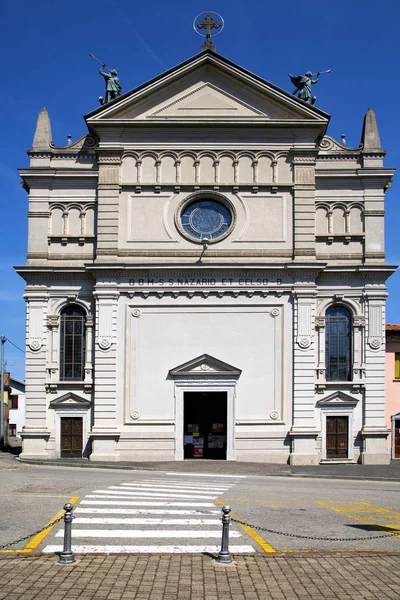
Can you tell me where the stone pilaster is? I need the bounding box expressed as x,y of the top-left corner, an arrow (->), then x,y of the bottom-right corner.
20,292 -> 50,459
95,149 -> 122,259
363,181 -> 385,264
361,293 -> 390,464
291,153 -> 317,259
290,286 -> 319,465
90,287 -> 120,461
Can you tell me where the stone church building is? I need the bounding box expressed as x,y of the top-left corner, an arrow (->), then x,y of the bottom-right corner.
17,48 -> 395,464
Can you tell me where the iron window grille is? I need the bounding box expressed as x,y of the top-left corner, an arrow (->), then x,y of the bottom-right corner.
60,306 -> 86,381
325,306 -> 352,381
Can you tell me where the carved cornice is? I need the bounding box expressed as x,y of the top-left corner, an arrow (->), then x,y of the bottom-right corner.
116,249 -> 294,258
292,156 -> 317,164
27,211 -> 50,218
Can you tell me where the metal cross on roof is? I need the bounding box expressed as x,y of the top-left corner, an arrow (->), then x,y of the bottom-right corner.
196,13 -> 222,52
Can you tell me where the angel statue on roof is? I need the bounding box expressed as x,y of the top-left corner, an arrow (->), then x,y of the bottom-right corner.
289,71 -> 320,105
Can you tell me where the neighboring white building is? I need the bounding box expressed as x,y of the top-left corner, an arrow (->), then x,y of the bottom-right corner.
8,377 -> 25,443
17,49 -> 395,464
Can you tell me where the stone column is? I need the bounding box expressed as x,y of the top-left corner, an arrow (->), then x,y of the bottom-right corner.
84,314 -> 94,391
96,149 -> 122,260
46,314 -> 59,390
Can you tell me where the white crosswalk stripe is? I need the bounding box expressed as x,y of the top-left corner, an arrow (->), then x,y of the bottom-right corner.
43,473 -> 256,555
43,544 -> 256,554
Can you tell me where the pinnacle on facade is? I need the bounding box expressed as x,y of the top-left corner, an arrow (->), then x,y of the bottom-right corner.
360,107 -> 382,151
31,107 -> 52,149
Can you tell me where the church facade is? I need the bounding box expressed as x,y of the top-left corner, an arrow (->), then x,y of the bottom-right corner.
17,50 -> 395,465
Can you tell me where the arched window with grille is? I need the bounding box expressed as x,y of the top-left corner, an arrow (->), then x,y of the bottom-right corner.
325,306 -> 352,381
60,305 -> 86,381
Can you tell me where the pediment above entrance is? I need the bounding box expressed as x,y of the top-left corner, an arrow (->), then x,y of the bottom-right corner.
169,354 -> 241,377
86,51 -> 330,127
316,391 -> 359,408
49,392 -> 91,409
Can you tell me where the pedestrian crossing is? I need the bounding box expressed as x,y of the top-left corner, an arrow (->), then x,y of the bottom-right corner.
42,474 -> 256,554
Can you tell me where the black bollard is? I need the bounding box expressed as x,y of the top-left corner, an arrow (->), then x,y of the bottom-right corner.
217,505 -> 232,563
59,503 -> 75,564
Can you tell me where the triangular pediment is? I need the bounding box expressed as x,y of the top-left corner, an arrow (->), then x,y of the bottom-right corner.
86,52 -> 329,126
49,392 -> 91,408
316,391 -> 359,407
149,83 -> 265,118
169,353 -> 241,377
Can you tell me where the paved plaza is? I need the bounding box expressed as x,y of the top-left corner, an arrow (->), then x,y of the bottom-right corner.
2,452 -> 400,598
1,552 -> 400,600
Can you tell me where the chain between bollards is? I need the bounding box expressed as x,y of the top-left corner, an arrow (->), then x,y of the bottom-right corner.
217,505 -> 232,563
59,503 -> 75,565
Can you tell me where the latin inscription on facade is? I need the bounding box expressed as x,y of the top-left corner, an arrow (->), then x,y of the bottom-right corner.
128,277 -> 285,287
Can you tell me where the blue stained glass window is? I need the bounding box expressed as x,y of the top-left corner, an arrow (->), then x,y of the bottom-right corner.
325,306 -> 352,381
181,199 -> 232,241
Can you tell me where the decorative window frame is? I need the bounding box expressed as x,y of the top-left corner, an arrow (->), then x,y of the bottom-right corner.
315,298 -> 365,393
49,392 -> 92,459
175,190 -> 236,245
169,354 -> 241,461
317,391 -> 359,462
46,298 -> 94,393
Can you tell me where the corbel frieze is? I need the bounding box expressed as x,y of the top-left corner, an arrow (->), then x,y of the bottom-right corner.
120,289 -> 286,299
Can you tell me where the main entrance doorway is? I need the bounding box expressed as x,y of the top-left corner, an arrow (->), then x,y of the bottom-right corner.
61,417 -> 83,457
326,416 -> 348,459
184,392 -> 227,460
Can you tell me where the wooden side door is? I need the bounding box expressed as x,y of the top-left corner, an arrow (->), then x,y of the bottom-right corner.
326,416 -> 348,459
61,417 -> 83,457
394,422 -> 400,458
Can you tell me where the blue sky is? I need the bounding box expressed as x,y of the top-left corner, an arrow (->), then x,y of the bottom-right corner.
1,0 -> 399,380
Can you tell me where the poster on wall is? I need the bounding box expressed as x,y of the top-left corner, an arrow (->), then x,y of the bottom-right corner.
212,423 -> 225,433
209,434 -> 226,449
193,436 -> 204,458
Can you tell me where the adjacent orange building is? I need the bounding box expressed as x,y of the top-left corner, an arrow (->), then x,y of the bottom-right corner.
386,325 -> 400,458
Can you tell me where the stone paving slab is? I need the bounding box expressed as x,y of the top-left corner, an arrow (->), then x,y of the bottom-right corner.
0,553 -> 399,599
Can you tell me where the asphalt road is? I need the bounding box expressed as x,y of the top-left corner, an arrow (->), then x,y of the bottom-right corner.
1,455 -> 400,556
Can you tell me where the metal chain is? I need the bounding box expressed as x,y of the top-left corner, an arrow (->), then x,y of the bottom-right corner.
231,517 -> 393,542
0,515 -> 64,551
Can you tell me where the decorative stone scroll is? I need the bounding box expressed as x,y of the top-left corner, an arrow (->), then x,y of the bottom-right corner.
27,300 -> 46,351
295,300 -> 313,350
98,338 -> 111,350
96,294 -> 117,351
368,304 -> 383,350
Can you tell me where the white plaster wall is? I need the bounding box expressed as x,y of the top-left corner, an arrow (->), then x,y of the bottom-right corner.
119,190 -> 293,252
117,297 -> 291,427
